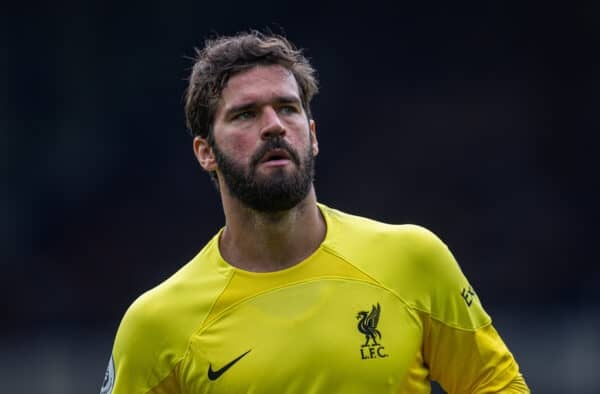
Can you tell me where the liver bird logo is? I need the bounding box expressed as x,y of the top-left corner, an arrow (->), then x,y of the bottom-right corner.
356,303 -> 382,346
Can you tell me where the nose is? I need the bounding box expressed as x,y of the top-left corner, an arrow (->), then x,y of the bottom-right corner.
259,106 -> 286,140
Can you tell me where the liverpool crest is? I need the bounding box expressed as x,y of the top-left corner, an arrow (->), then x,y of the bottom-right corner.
356,303 -> 388,359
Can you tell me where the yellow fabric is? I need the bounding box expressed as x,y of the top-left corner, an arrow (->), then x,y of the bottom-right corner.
205,245 -> 377,324
106,203 -> 528,393
423,317 -> 525,393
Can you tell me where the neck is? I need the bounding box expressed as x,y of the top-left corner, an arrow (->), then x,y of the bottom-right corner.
218,186 -> 326,272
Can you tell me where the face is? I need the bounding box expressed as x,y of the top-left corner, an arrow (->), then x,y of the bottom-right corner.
194,65 -> 319,212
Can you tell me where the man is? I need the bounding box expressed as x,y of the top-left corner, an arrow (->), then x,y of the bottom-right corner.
101,31 -> 529,393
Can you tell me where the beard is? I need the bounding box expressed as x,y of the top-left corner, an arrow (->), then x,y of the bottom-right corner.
212,136 -> 315,213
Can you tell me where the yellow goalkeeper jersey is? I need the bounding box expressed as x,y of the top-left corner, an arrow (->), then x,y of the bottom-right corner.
101,203 -> 528,393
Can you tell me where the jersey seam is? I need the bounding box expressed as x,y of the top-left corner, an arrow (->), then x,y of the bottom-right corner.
321,244 -> 418,312
412,306 -> 492,331
145,263 -> 236,393
182,265 -> 238,371
470,358 -> 521,393
322,244 -> 491,331
194,275 -> 395,336
193,243 -> 398,334
144,358 -> 184,394
320,244 -> 383,285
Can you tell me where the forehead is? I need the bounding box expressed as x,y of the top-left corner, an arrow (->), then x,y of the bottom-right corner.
216,65 -> 300,114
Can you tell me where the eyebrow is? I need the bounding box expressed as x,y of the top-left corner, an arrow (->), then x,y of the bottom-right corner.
225,95 -> 301,117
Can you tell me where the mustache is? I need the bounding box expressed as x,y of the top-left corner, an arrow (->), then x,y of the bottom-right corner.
250,137 -> 301,167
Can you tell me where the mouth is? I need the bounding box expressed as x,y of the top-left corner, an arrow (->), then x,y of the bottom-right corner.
259,148 -> 293,164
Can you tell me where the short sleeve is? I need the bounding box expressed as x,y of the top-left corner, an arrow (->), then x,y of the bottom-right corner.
105,293 -> 182,394
415,228 -> 528,392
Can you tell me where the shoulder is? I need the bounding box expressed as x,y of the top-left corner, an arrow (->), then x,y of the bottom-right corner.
320,203 -> 447,265
320,204 -> 489,329
117,237 -> 229,346
111,235 -> 232,386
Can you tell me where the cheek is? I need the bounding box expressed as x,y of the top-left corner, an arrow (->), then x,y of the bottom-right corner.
297,130 -> 314,152
288,120 -> 312,144
217,132 -> 258,162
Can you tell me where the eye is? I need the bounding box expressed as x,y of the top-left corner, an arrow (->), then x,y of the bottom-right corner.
278,105 -> 299,115
232,111 -> 255,121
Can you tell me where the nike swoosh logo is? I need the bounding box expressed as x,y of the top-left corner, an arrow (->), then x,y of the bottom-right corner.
207,349 -> 251,381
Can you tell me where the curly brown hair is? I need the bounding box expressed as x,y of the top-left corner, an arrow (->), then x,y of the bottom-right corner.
184,31 -> 319,143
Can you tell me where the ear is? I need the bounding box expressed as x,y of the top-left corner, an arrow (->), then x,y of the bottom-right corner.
193,136 -> 217,172
309,119 -> 319,156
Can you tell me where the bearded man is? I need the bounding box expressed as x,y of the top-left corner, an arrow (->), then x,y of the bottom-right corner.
101,31 -> 529,393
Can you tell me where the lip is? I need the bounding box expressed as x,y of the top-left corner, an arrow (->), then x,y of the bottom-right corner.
259,148 -> 292,164
260,159 -> 291,168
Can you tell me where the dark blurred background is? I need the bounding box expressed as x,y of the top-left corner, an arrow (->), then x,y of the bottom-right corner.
2,2 -> 599,393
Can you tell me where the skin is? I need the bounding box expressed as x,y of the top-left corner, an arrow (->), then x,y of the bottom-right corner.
193,64 -> 325,272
